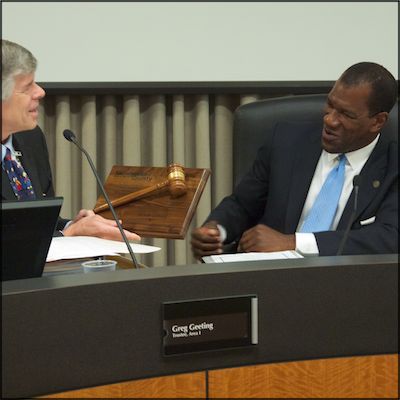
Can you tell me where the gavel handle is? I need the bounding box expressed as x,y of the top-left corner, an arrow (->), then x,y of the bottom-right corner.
94,180 -> 169,213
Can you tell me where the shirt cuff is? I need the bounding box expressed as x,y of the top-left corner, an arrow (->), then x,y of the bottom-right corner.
295,232 -> 319,256
62,220 -> 73,233
216,224 -> 227,243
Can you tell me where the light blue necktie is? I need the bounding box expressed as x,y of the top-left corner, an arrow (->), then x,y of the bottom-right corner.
300,154 -> 346,233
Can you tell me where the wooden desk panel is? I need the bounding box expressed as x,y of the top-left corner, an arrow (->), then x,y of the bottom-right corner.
43,355 -> 398,398
43,372 -> 206,399
208,354 -> 398,399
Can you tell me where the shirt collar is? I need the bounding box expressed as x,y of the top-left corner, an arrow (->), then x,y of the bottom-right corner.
345,134 -> 380,170
1,135 -> 15,162
324,134 -> 380,170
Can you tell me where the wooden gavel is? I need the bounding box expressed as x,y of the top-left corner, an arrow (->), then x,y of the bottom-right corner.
94,163 -> 186,213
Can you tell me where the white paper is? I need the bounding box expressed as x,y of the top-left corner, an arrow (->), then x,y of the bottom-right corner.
202,250 -> 303,264
46,236 -> 160,262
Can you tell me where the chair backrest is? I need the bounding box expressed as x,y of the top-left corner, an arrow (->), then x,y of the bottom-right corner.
233,94 -> 398,186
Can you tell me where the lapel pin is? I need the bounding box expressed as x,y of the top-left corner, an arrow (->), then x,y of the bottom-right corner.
372,180 -> 380,188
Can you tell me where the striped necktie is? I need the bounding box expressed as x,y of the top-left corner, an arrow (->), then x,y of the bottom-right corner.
3,147 -> 36,200
300,154 -> 346,233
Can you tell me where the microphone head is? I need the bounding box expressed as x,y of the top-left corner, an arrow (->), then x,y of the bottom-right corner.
63,129 -> 76,142
353,175 -> 363,187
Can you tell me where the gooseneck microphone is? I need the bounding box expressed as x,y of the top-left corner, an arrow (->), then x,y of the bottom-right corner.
336,175 -> 362,256
63,129 -> 140,269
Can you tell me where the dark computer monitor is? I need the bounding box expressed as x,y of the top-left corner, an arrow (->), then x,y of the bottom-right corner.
1,197 -> 63,281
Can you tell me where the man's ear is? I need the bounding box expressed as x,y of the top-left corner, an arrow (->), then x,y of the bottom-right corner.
371,111 -> 389,133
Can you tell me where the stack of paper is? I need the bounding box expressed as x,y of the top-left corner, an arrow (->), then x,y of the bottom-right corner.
46,236 -> 160,262
202,250 -> 303,263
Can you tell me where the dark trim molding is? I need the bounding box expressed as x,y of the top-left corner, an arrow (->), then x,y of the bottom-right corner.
38,81 -> 336,95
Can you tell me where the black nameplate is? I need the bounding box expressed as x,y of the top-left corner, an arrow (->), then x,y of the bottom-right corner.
162,295 -> 258,356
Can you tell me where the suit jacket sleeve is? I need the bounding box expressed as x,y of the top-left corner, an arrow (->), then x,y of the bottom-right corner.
206,125 -> 276,244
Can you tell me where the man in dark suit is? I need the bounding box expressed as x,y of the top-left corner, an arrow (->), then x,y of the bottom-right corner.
2,39 -> 140,241
191,62 -> 398,258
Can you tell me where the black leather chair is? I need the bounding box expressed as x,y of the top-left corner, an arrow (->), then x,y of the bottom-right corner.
233,94 -> 398,186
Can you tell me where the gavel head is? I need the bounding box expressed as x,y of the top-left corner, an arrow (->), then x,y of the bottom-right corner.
167,163 -> 186,197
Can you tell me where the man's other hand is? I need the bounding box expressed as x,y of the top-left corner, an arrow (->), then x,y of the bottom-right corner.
191,220 -> 223,260
238,224 -> 295,253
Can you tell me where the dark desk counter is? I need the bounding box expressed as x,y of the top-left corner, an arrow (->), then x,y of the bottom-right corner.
2,254 -> 398,398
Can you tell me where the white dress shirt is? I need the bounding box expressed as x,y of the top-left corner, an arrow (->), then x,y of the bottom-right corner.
295,135 -> 379,255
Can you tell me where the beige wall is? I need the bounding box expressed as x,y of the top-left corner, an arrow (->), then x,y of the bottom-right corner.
3,2 -> 398,82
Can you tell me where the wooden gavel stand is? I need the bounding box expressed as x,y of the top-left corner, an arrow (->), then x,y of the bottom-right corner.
94,163 -> 186,214
93,164 -> 211,239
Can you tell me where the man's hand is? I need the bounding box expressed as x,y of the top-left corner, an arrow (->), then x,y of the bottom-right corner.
191,220 -> 223,260
238,224 -> 295,253
70,208 -> 95,224
63,209 -> 140,242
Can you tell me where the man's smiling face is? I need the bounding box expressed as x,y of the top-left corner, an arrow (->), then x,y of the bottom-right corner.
2,73 -> 45,141
322,81 -> 384,154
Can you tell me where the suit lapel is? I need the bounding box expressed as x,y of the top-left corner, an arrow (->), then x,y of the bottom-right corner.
2,168 -> 17,200
285,124 -> 322,232
337,135 -> 391,229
